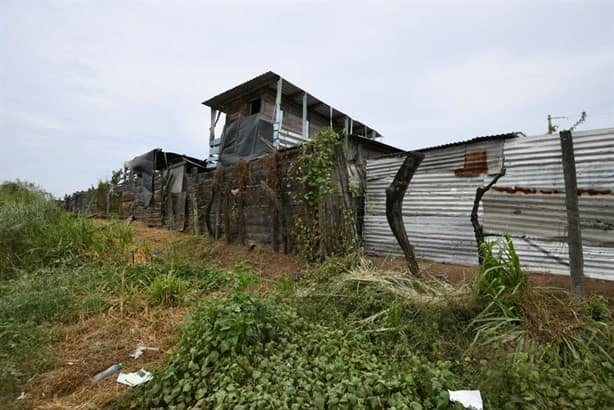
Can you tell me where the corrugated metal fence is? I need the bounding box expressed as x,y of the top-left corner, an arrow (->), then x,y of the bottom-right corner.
364,128 -> 614,281
364,138 -> 506,266
483,128 -> 614,280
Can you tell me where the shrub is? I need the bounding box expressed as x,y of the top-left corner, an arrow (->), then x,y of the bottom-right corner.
139,291 -> 457,409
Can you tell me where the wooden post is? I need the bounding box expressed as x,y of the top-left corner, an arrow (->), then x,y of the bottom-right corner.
385,152 -> 425,275
236,191 -> 245,246
302,93 -> 309,140
204,189 -> 216,238
190,168 -> 201,236
273,78 -> 282,148
105,188 -> 111,218
261,181 -> 281,252
214,193 -> 221,240
334,144 -> 359,243
559,130 -> 585,298
318,198 -> 326,261
471,170 -> 506,264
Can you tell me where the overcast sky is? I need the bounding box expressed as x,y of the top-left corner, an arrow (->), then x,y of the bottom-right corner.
1,0 -> 613,197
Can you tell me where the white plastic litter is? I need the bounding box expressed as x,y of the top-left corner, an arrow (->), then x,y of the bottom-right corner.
16,392 -> 26,400
129,345 -> 159,359
448,390 -> 483,410
117,369 -> 153,386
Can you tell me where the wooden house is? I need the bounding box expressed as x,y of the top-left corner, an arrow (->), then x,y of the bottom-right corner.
202,71 -> 392,166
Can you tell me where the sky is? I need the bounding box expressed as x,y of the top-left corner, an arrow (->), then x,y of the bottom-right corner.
1,0 -> 613,197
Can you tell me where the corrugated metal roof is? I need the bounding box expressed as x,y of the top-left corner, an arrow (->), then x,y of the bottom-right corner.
417,132 -> 521,152
202,71 -> 384,139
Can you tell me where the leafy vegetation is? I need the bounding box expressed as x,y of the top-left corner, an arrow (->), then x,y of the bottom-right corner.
0,179 -> 612,408
291,127 -> 356,261
0,181 -> 93,277
139,289 -> 458,409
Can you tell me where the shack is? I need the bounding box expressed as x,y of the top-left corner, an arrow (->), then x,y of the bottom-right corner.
67,72 -> 401,250
203,71 -> 385,166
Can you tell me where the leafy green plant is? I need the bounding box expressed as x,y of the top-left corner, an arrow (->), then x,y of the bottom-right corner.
470,234 -> 528,347
291,127 -> 356,261
139,290 -> 458,409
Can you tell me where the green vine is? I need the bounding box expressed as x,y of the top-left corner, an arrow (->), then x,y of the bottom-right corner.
293,127 -> 338,207
291,127 -> 354,261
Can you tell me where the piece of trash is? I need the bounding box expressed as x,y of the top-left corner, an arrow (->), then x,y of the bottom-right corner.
92,363 -> 122,383
448,390 -> 483,410
117,369 -> 153,386
16,392 -> 26,400
130,345 -> 160,360
248,240 -> 256,250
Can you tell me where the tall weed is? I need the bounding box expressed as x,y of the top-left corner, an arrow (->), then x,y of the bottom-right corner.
0,181 -> 93,276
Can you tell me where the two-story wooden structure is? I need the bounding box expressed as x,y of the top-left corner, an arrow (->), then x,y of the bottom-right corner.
202,71 -> 386,166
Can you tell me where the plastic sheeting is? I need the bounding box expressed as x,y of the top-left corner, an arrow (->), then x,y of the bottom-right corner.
125,149 -> 159,206
219,115 -> 274,166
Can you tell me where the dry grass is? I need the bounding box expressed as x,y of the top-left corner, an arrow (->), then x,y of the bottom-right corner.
27,304 -> 186,409
342,258 -> 469,305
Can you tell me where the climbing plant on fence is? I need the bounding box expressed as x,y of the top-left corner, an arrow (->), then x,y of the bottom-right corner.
291,127 -> 355,261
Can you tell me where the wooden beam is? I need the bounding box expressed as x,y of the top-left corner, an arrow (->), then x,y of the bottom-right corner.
385,152 -> 425,275
471,169 -> 506,263
273,78 -> 283,148
307,101 -> 323,108
302,93 -> 308,140
209,108 -> 217,144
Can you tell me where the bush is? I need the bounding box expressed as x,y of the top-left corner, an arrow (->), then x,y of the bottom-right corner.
139,291 -> 458,409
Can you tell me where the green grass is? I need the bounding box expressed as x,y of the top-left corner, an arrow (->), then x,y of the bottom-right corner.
1,180 -> 612,408
148,269 -> 187,307
0,181 -> 94,278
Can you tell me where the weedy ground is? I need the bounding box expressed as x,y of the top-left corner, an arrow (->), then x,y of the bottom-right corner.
0,181 -> 612,409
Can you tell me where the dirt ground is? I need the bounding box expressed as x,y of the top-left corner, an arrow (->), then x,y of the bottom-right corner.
131,221 -> 613,299
25,221 -> 613,408
30,306 -> 186,410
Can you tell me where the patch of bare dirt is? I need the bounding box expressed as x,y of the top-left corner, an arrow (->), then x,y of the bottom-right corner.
130,220 -> 184,249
